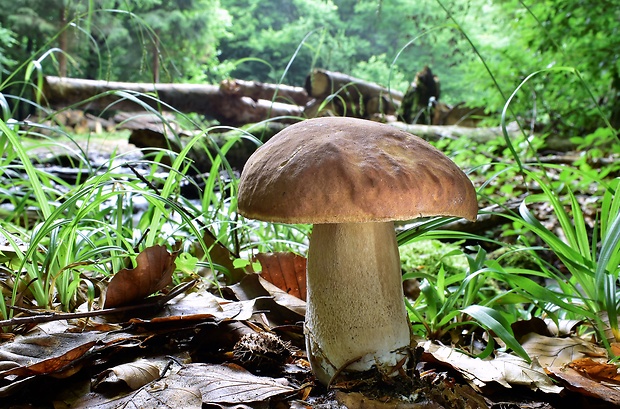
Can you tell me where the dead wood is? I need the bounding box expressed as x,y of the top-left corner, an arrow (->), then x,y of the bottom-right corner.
43,76 -> 303,126
304,69 -> 403,118
220,78 -> 309,106
390,121 -> 578,152
433,102 -> 487,127
390,121 -> 520,143
305,68 -> 403,101
399,66 -> 440,124
398,67 -> 486,128
128,121 -> 289,172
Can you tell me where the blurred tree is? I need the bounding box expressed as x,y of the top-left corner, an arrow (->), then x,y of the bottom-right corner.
218,0 -> 484,99
114,0 -> 232,83
0,0 -> 82,77
464,0 -> 620,135
0,27 -> 16,78
339,0 -> 480,100
218,0 -> 342,85
2,0 -> 616,134
0,0 -> 232,83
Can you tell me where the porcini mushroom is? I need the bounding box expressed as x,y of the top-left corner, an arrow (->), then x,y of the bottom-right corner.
237,117 -> 477,385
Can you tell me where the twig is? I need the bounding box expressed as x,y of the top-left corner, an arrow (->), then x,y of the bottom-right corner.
124,162 -> 161,195
0,280 -> 197,328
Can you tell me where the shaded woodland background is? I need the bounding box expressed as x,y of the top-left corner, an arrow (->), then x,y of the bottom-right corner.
1,0 -> 619,138
1,2 -> 620,407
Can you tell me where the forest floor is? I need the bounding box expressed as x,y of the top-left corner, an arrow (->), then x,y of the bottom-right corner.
1,128 -> 618,408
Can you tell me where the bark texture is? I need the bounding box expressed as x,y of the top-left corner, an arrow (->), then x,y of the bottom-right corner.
43,76 -> 303,126
304,69 -> 403,119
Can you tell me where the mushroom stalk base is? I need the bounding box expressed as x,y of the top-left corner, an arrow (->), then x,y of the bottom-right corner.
305,222 -> 411,385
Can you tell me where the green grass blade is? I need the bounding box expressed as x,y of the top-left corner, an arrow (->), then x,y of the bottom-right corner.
0,120 -> 52,219
461,305 -> 530,362
596,209 -> 620,339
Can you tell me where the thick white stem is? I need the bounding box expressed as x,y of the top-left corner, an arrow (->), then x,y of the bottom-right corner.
305,222 -> 411,385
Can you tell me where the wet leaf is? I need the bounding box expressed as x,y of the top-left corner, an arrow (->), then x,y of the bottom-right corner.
169,362 -> 296,403
255,252 -> 307,301
104,245 -> 177,308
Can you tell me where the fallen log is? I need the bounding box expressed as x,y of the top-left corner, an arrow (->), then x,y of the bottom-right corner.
390,121 -> 577,152
127,118 -> 579,174
220,78 -> 309,106
305,69 -> 403,101
304,69 -> 403,118
42,76 -> 303,126
433,102 -> 487,127
389,121 -> 520,143
128,120 -> 289,173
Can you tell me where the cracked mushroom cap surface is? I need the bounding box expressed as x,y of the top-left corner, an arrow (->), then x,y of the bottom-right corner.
237,117 -> 478,224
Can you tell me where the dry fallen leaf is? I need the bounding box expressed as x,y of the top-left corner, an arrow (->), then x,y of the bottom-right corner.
255,252 -> 307,301
159,290 -> 268,322
93,359 -> 161,391
547,365 -> 620,406
520,332 -> 608,369
544,318 -> 583,336
229,274 -> 306,327
0,341 -> 97,379
168,362 -> 296,404
104,245 -> 177,308
196,230 -> 246,284
421,339 -> 563,393
336,391 -> 444,408
568,358 -> 620,384
72,380 -> 203,409
258,276 -> 307,318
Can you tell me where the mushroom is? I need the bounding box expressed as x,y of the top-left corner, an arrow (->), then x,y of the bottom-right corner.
237,117 -> 478,385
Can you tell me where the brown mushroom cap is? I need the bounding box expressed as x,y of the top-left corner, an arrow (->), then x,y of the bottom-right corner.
238,117 -> 477,224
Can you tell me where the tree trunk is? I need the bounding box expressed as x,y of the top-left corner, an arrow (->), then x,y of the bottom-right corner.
57,5 -> 67,77
152,31 -> 160,84
42,76 -> 303,126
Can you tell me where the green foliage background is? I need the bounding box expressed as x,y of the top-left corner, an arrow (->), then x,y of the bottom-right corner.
0,0 -> 618,134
